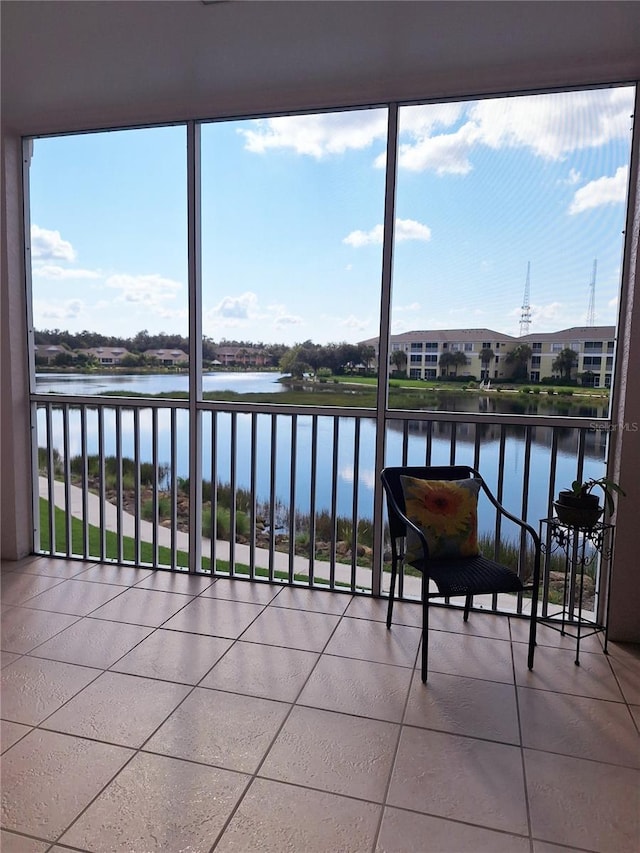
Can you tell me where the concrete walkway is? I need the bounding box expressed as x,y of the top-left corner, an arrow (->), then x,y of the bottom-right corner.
38,476 -> 416,593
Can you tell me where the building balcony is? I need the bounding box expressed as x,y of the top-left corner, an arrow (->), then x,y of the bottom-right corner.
3,394 -> 639,850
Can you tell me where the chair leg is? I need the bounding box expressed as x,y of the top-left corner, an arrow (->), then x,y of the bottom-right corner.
421,573 -> 429,682
463,593 -> 472,622
527,551 -> 541,669
386,557 -> 398,629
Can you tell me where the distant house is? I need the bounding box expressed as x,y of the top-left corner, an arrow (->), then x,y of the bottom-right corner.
76,346 -> 130,365
34,344 -> 74,364
215,346 -> 269,367
144,348 -> 189,367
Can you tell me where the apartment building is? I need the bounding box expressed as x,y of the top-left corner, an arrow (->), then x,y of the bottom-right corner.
521,326 -> 615,386
362,325 -> 616,385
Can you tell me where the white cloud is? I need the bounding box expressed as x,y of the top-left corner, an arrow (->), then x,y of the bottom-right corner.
396,122 -> 479,174
212,291 -> 260,320
525,302 -> 565,332
389,87 -> 634,175
568,166 -> 629,214
32,264 -> 102,280
396,219 -> 432,242
394,301 -> 421,313
240,110 -> 388,158
562,168 -> 582,186
237,88 -> 634,178
343,224 -> 384,247
344,218 -> 431,247
31,225 -> 76,261
339,314 -> 371,332
468,89 -> 633,160
106,273 -> 182,306
274,314 -> 304,328
33,298 -> 83,321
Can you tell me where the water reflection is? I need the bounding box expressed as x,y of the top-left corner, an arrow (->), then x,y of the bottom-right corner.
35,374 -> 607,530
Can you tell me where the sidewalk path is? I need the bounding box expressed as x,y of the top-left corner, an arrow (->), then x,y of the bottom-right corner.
38,476 -> 414,593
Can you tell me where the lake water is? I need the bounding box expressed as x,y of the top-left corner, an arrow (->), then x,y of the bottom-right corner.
35,372 -> 606,527
36,371 -> 286,397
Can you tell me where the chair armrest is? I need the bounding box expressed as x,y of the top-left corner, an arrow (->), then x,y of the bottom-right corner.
471,468 -> 541,551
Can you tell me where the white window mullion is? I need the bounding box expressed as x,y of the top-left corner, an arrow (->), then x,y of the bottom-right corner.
372,104 -> 399,596
187,121 -> 203,573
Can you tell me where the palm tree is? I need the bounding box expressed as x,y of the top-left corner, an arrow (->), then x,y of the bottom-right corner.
505,344 -> 532,381
451,351 -> 469,376
359,345 -> 377,373
552,347 -> 578,382
479,347 -> 495,379
390,349 -> 408,376
438,351 -> 456,376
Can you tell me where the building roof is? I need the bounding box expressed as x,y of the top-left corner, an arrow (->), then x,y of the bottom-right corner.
144,349 -> 188,359
361,326 -> 617,348
76,347 -> 131,357
521,326 -> 615,342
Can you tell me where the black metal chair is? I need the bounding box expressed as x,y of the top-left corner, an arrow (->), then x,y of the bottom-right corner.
381,465 -> 540,682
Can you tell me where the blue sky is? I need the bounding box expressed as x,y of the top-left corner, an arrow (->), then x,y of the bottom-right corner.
29,86 -> 634,345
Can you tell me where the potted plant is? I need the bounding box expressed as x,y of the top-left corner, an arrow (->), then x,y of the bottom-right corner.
554,477 -> 626,527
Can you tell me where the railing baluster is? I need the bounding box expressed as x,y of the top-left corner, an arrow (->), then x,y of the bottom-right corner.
229,411 -> 237,574
80,405 -> 89,559
329,417 -> 340,590
351,417 -> 361,592
45,404 -> 55,554
152,407 -> 159,567
170,407 -> 178,570
249,412 -> 258,580
309,415 -> 318,587
288,414 -> 297,585
268,413 -> 277,583
133,407 -> 141,566
62,403 -> 72,557
210,411 -> 217,573
98,406 -> 106,562
115,406 -> 123,564
449,420 -> 457,465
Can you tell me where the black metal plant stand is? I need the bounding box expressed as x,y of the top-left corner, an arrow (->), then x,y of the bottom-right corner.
539,517 -> 614,665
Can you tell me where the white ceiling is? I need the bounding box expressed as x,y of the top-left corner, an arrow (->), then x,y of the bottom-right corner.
2,0 -> 639,135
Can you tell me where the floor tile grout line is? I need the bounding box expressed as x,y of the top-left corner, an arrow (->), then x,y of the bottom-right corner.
205,596 -> 366,851
34,584 -> 275,850
369,641 -> 422,853
510,618 -> 538,853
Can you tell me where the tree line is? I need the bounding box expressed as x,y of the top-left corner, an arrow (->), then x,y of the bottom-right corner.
34,329 -> 377,375
35,329 -> 583,381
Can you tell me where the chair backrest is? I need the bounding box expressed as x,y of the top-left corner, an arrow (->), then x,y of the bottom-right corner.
381,465 -> 475,540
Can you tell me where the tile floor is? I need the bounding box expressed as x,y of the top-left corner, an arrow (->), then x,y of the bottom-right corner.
1,555 -> 639,853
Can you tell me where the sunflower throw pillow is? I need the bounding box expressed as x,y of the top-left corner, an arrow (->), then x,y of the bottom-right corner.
400,477 -> 480,563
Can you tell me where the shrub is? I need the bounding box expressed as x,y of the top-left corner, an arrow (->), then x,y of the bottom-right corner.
208,506 -> 250,540
39,446 -> 63,476
141,495 -> 172,521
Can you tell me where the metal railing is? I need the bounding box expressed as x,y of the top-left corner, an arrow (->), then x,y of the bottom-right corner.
32,393 -> 609,617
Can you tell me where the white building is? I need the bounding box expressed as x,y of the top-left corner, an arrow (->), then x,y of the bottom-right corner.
362,326 -> 616,386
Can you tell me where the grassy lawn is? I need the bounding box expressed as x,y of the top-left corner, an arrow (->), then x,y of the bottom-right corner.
104,375 -> 609,410
37,498 -> 355,587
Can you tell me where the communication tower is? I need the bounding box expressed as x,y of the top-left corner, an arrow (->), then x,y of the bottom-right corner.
586,259 -> 597,326
519,261 -> 532,336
